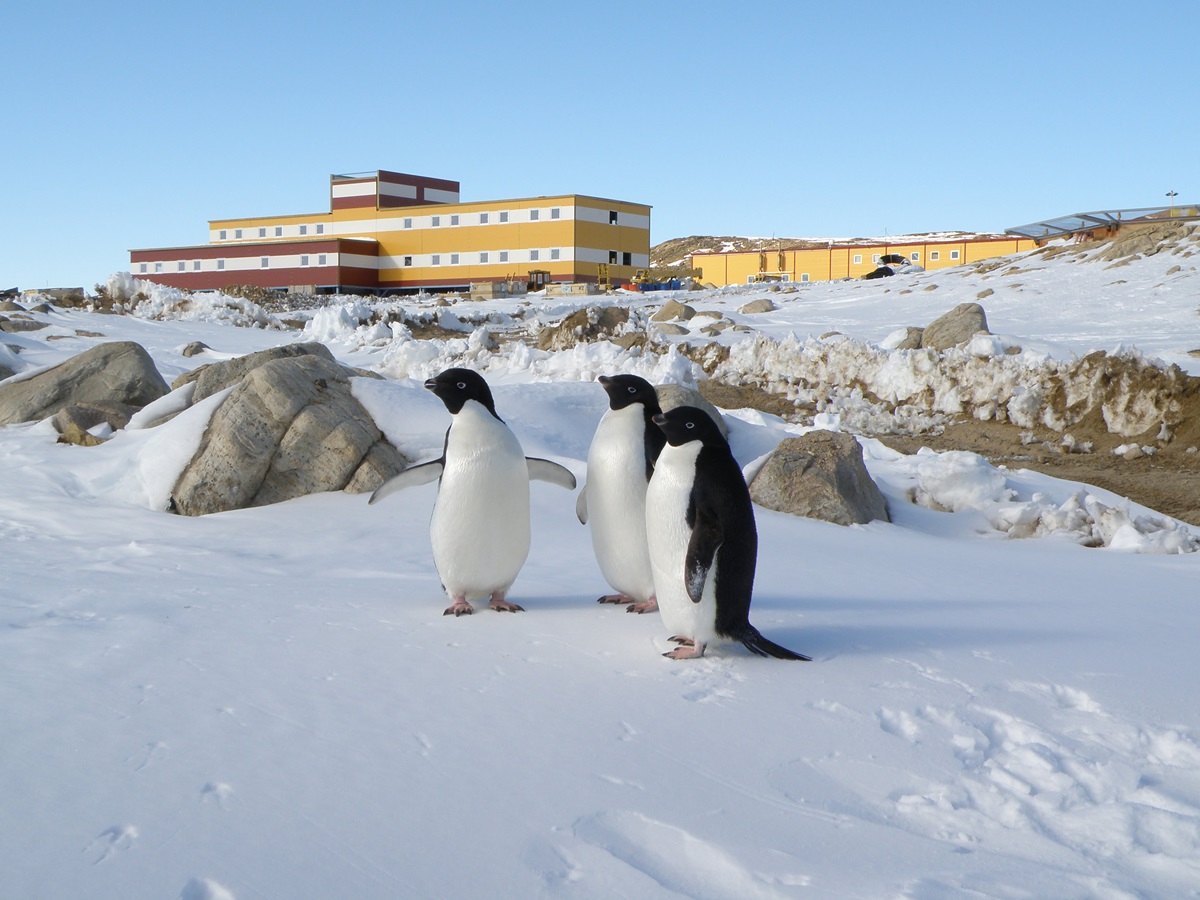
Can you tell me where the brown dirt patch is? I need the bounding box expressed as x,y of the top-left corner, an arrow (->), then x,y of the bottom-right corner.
877,418 -> 1200,526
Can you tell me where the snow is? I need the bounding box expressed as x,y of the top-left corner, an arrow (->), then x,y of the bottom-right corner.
3,235 -> 1200,898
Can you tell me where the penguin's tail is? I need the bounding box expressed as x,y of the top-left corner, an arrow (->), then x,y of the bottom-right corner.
734,625 -> 812,661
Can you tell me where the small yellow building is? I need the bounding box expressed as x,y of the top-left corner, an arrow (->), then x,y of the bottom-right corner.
690,235 -> 1036,287
130,170 -> 651,294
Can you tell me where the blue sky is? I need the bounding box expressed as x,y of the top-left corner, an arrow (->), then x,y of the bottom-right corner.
3,0 -> 1195,289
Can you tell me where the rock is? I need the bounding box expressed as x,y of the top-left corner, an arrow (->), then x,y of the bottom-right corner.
654,323 -> 690,336
749,431 -> 889,525
739,298 -> 777,314
536,307 -> 630,351
650,300 -> 696,322
173,341 -> 337,399
0,318 -> 49,333
0,365 -> 14,381
170,354 -> 406,516
0,341 -> 169,427
655,384 -> 729,438
921,302 -> 990,351
0,301 -> 24,312
56,421 -> 107,447
51,401 -> 138,436
894,327 -> 924,350
976,288 -> 995,299
181,341 -> 211,358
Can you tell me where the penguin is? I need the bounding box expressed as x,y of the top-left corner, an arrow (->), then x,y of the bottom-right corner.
576,374 -> 665,613
369,368 -> 576,616
645,406 -> 811,661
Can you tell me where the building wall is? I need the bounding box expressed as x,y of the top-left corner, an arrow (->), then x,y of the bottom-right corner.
130,171 -> 651,294
691,237 -> 1037,286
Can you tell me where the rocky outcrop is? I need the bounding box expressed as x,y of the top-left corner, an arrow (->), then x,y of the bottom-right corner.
170,354 -> 405,516
172,341 -> 337,400
536,307 -> 631,351
921,303 -> 990,351
749,430 -> 889,525
650,300 -> 696,322
0,341 -> 169,426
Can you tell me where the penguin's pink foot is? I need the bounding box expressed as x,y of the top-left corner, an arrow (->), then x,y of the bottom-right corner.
663,639 -> 706,660
443,597 -> 474,617
668,635 -> 694,646
488,593 -> 524,613
597,593 -> 634,604
626,596 -> 659,614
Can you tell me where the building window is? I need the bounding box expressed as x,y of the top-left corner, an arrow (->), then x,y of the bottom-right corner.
318,254 -> 327,266
193,261 -> 201,271
316,223 -> 324,234
178,261 -> 185,272
951,250 -> 961,260
910,252 -> 920,261
801,273 -> 810,282
608,250 -> 618,264
480,212 -> 489,224
217,259 -> 225,270
872,254 -> 881,263
432,216 -> 440,227
853,254 -> 862,265
403,256 -> 413,267
499,251 -> 509,263
450,253 -> 460,265
403,218 -> 412,229
499,211 -> 509,223
551,207 -> 560,219
608,210 -> 618,224
480,252 -> 489,263
275,226 -> 283,236
235,229 -> 243,239
259,227 -> 266,238
219,230 -> 227,240
154,262 -> 163,273
301,255 -> 309,266
530,249 -> 539,261
450,214 -> 459,226
530,209 -> 539,221
432,254 -> 441,266
261,257 -> 269,268
300,225 -> 308,235
622,252 -> 632,266
550,248 -> 560,260
930,251 -> 940,261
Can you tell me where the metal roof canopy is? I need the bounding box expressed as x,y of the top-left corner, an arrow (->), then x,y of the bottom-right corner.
1005,204 -> 1199,239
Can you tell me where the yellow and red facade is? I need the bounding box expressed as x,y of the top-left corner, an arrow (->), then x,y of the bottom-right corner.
130,171 -> 652,294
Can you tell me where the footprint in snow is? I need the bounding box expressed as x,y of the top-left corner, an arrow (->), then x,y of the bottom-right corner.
88,825 -> 137,864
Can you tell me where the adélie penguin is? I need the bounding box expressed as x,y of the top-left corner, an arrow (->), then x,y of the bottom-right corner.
645,406 -> 811,660
369,368 -> 576,616
576,374 -> 665,613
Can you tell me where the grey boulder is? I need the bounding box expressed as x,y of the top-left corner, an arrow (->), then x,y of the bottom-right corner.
749,430 -> 889,525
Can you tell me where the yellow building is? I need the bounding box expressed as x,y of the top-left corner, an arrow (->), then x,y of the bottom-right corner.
130,170 -> 651,294
690,235 -> 1036,287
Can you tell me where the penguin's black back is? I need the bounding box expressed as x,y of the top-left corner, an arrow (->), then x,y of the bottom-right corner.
689,442 -> 757,639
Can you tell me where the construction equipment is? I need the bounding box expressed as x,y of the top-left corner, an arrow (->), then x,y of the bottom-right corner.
596,263 -> 611,291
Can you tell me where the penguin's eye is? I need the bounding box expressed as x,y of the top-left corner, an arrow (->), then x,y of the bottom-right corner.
685,421 -> 695,429
457,382 -> 466,389
627,386 -> 636,393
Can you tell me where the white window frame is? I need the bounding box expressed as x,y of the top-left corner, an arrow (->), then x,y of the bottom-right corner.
154,262 -> 162,273
480,212 -> 489,224
450,253 -> 459,265
431,216 -> 441,227
930,250 -> 940,261
450,214 -> 459,226
218,230 -> 227,240
299,225 -> 308,236
431,254 -> 441,266
234,229 -> 243,239
853,254 -> 862,265
951,249 -> 961,260
259,227 -> 266,238
403,218 -> 413,229
261,257 -> 269,268
193,260 -> 201,271
530,209 -> 539,221
910,252 -> 920,261
480,252 -> 489,263
550,207 -> 560,219
139,263 -> 147,273
318,254 -> 327,266
499,251 -> 509,263
550,248 -> 560,260
217,259 -> 225,270
275,226 -> 283,237
499,211 -> 509,223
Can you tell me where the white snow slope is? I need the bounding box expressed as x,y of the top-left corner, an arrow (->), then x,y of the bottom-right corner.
3,235 -> 1200,900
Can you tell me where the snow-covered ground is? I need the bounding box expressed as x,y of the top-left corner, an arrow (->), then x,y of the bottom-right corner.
3,233 -> 1200,899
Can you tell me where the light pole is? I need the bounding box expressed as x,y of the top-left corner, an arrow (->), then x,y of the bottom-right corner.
1166,190 -> 1178,211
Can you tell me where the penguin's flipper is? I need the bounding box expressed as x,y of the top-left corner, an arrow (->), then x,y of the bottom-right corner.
368,460 -> 444,505
734,624 -> 812,661
576,483 -> 589,524
527,457 -> 578,491
684,510 -> 723,603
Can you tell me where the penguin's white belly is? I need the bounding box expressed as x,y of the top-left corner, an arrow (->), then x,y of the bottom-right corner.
432,410 -> 530,599
645,443 -> 717,644
586,407 -> 655,601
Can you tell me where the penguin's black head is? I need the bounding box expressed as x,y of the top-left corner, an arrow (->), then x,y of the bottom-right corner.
651,406 -> 726,448
598,374 -> 662,413
424,367 -> 501,419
